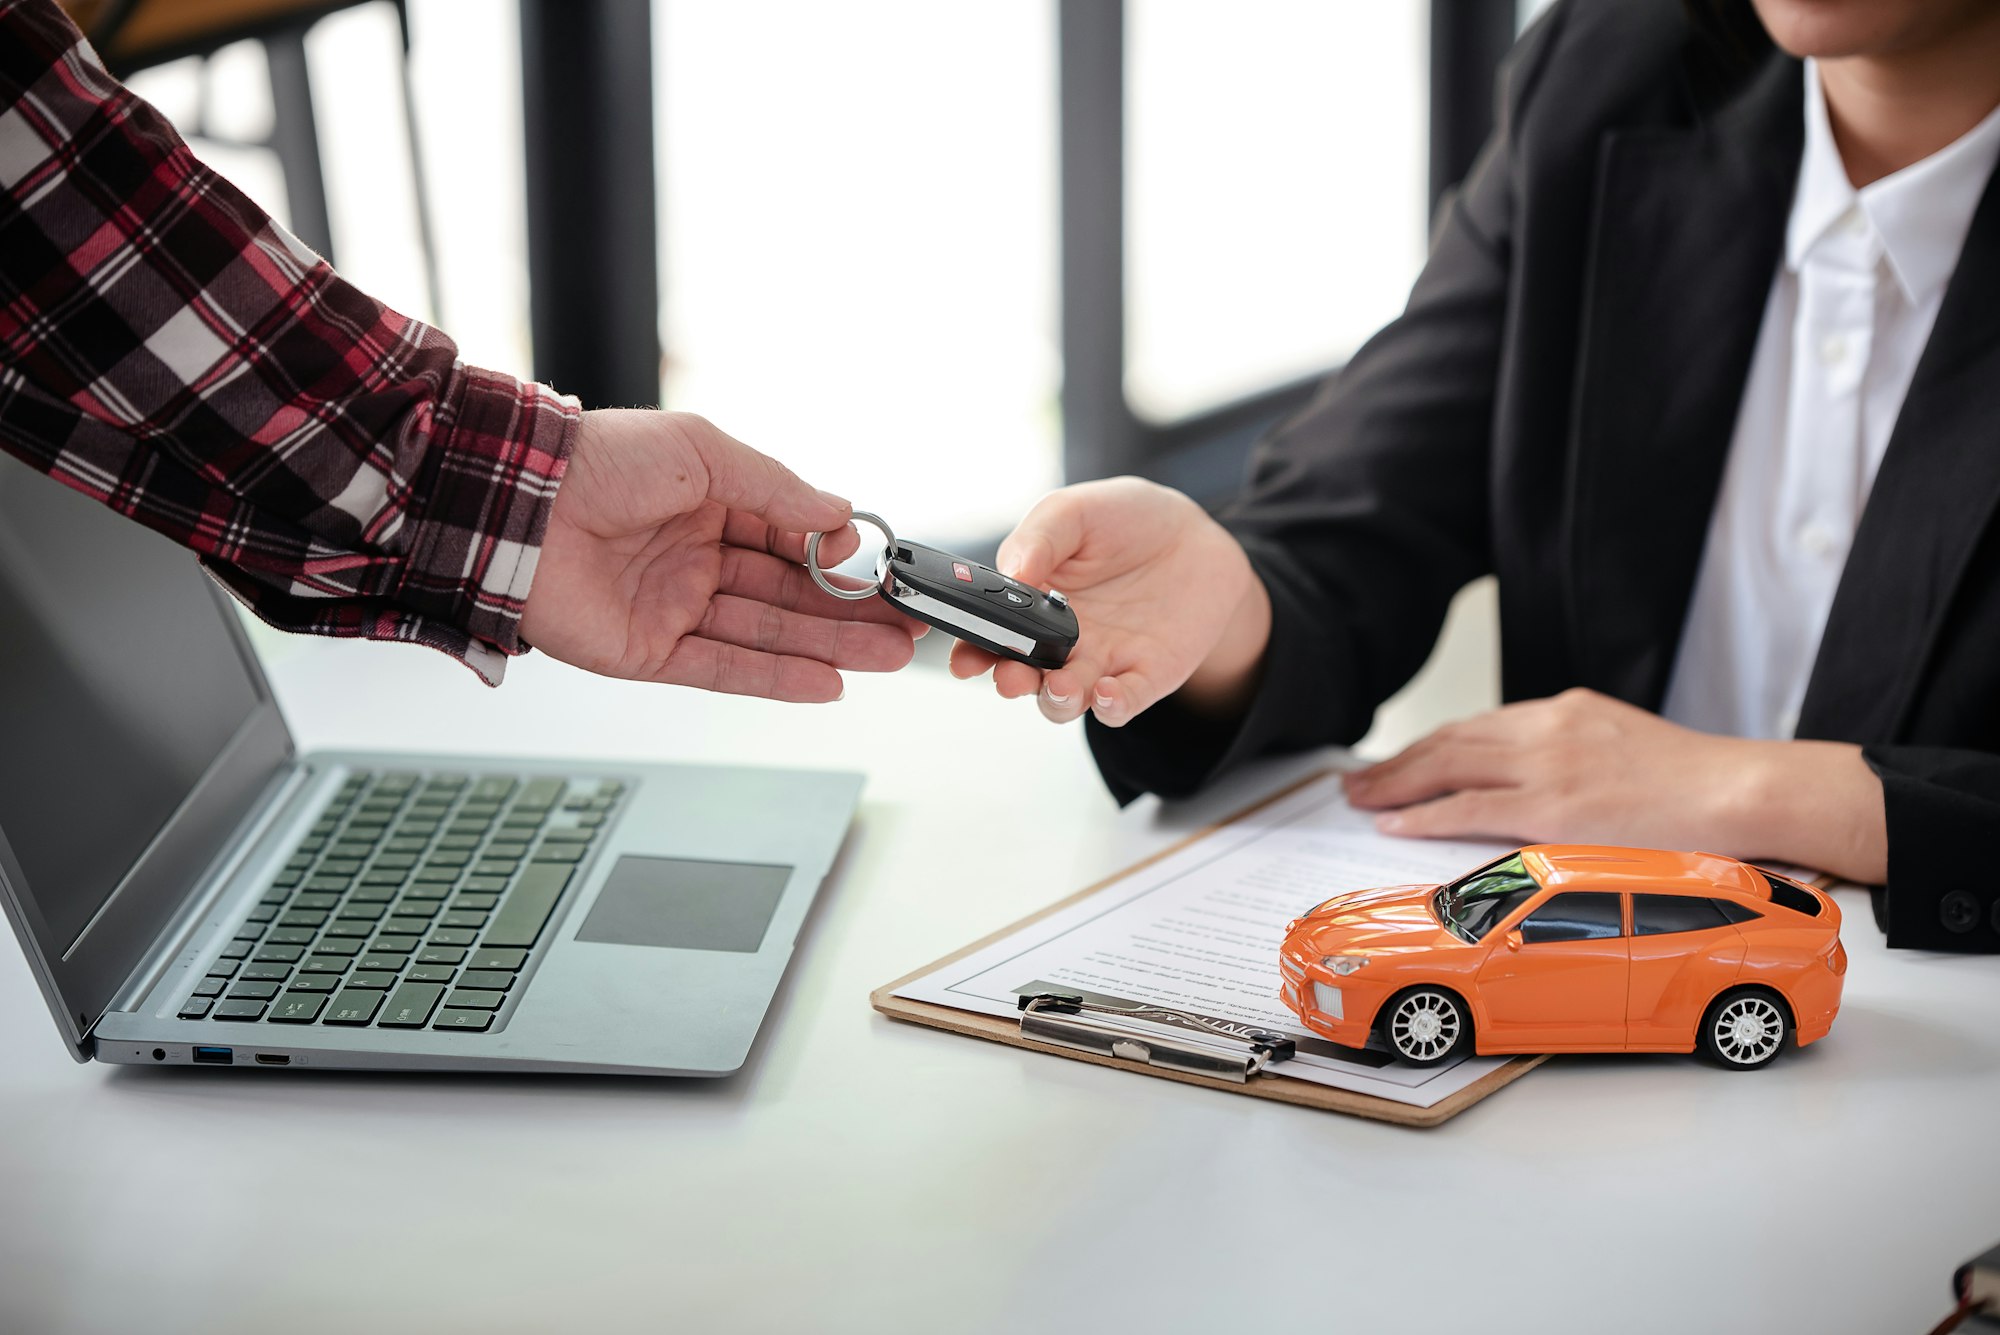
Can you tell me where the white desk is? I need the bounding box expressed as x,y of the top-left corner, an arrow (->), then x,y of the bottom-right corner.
2,639 -> 1995,1335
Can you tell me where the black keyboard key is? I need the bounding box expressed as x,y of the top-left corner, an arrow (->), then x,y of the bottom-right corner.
279,910 -> 328,929
319,859 -> 363,877
322,920 -> 374,939
192,977 -> 227,998
466,948 -> 527,972
272,869 -> 304,887
213,1000 -> 267,1021
254,945 -> 306,964
291,893 -> 338,912
267,927 -> 316,946
575,813 -> 605,828
239,964 -> 293,983
428,928 -> 478,947
285,974 -> 340,993
312,938 -> 363,957
413,865 -> 459,884
377,982 -> 445,1027
346,970 -> 399,990
402,885 -> 449,903
362,868 -> 407,886
373,853 -> 417,872
531,845 -> 585,865
303,875 -> 353,892
470,777 -> 517,803
485,841 -> 530,860
457,970 -> 515,991
356,954 -> 408,973
334,904 -> 386,924
284,853 -> 314,871
461,876 -> 508,894
373,935 -> 420,954
483,866 -> 571,949
422,849 -> 470,867
348,886 -> 396,903
384,917 -> 435,938
206,959 -> 241,979
597,781 -> 625,797
444,989 -> 505,1010
407,964 -> 459,984
432,1008 -> 493,1032
518,777 -> 564,807
385,838 -> 428,855
439,911 -> 488,930
228,981 -> 282,1000
439,832 -> 483,848
454,893 -> 501,912
389,899 -> 440,919
415,946 -> 467,966
323,990 -> 386,1025
299,955 -> 353,974
259,887 -> 292,905
472,859 -> 519,878
217,941 -> 253,961
269,992 -> 327,1023
541,829 -> 592,844
178,997 -> 214,1020
244,905 -> 279,924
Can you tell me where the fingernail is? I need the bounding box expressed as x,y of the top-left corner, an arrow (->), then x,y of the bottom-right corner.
835,685 -> 846,702
1093,693 -> 1112,712
1045,687 -> 1070,705
1376,812 -> 1404,833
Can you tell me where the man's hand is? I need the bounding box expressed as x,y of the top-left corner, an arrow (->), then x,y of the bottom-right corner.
949,477 -> 1271,726
1342,688 -> 1887,882
519,409 -> 920,701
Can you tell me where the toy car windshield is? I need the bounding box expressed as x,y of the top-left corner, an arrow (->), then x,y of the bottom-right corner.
1435,853 -> 1539,942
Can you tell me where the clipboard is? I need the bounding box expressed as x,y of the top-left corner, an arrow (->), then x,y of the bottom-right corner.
872,770 -> 1549,1129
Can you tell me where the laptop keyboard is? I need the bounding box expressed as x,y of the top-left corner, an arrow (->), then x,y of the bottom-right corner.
176,770 -> 622,1033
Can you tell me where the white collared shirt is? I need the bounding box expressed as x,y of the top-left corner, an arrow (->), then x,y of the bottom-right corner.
1660,59 -> 2000,739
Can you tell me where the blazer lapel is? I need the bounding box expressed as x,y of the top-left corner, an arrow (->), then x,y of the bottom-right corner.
1565,56 -> 1803,708
1797,162 -> 2000,742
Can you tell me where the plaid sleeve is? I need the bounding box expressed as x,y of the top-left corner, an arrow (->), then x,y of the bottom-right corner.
0,0 -> 580,685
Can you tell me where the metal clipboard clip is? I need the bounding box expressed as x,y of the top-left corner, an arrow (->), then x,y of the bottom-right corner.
1016,992 -> 1297,1084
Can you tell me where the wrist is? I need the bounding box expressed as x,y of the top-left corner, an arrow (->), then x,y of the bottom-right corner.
1177,561 -> 1272,717
1719,739 -> 1887,883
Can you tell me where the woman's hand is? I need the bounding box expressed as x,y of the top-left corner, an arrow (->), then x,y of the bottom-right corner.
1342,688 -> 1887,882
949,477 -> 1272,727
520,409 -> 921,701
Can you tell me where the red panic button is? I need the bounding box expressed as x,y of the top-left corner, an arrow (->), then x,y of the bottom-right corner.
952,562 -> 973,582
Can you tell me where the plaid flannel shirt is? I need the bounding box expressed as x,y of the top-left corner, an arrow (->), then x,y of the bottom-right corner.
0,0 -> 580,684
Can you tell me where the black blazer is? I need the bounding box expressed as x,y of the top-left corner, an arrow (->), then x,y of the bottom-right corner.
1088,0 -> 2000,952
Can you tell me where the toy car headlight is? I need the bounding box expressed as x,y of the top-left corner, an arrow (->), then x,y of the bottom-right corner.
1321,955 -> 1369,976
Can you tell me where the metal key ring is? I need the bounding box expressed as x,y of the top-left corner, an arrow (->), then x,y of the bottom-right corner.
805,510 -> 896,601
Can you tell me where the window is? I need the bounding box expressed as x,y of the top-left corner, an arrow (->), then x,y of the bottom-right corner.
1519,892 -> 1624,944
1633,894 -> 1731,937
1714,899 -> 1763,925
1758,872 -> 1824,917
1436,854 -> 1541,942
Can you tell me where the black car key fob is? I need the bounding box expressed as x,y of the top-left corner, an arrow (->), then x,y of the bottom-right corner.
806,513 -> 1079,670
879,539 -> 1079,670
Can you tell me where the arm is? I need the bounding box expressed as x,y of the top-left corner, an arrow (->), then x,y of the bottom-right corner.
1077,6 -> 1572,801
0,0 -> 569,682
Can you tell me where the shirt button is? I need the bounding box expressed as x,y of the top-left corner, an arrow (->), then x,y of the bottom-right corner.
1818,332 -> 1849,365
1798,522 -> 1837,558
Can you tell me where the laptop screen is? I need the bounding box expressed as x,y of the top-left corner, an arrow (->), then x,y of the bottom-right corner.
0,454 -> 278,1000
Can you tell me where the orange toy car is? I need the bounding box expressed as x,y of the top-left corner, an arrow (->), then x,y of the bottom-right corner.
1277,845 -> 1844,1070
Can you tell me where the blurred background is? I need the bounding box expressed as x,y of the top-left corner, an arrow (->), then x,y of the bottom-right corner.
66,0 -> 1558,743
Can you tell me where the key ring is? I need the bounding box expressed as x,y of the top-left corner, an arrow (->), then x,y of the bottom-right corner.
805,510 -> 895,601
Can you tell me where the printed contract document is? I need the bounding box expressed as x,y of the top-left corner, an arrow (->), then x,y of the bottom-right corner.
895,770 -> 1513,1108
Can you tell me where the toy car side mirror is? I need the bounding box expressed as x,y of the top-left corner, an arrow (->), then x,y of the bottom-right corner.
1504,930 -> 1523,952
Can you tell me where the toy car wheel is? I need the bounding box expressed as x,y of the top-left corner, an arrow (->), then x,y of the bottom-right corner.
1699,987 -> 1789,1071
1381,987 -> 1470,1066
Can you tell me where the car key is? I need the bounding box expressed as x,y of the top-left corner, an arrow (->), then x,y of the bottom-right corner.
806,512 -> 1079,670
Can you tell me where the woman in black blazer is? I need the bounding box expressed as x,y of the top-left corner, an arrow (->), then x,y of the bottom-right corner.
952,0 -> 2000,952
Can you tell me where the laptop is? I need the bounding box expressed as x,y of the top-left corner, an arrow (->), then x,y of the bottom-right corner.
0,452 -> 860,1074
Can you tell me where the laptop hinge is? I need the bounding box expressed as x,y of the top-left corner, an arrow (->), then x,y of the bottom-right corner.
100,760 -> 316,1023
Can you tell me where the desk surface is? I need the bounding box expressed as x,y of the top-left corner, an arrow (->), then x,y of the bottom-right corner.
2,638 -> 1993,1334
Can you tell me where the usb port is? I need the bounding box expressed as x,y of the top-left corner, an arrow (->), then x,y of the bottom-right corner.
254,1053 -> 291,1066
192,1046 -> 232,1065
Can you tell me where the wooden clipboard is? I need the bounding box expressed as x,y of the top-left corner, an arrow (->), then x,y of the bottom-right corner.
872,770 -> 1548,1129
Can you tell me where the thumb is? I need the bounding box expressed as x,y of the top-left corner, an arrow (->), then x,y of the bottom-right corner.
997,490 -> 1087,586
682,415 -> 850,533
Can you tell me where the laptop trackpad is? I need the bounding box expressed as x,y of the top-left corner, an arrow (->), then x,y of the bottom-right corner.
574,857 -> 792,953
